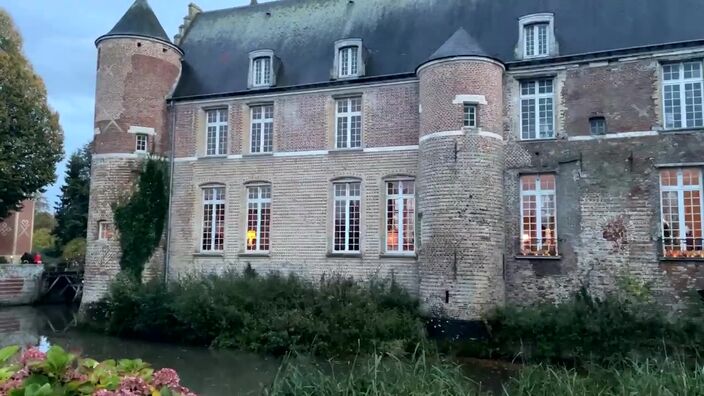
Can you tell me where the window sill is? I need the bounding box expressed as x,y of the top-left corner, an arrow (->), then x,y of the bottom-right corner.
198,155 -> 229,160
238,252 -> 271,258
515,255 -> 562,261
518,137 -> 558,143
243,152 -> 274,158
327,252 -> 362,258
659,257 -> 704,263
659,127 -> 704,134
379,253 -> 417,259
193,252 -> 225,258
329,148 -> 363,154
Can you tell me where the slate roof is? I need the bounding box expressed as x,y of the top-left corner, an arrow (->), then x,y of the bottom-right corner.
171,0 -> 704,99
98,0 -> 171,45
424,28 -> 492,65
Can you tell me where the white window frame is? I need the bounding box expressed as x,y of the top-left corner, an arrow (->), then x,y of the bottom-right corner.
332,181 -> 362,253
135,133 -> 148,153
463,104 -> 477,128
245,185 -> 272,252
205,108 -> 228,156
201,186 -> 226,252
385,179 -> 415,254
250,104 -> 274,153
335,97 -> 362,149
520,174 -> 558,256
338,46 -> 359,78
251,56 -> 272,88
98,222 -> 114,241
517,13 -> 555,60
520,78 -> 555,140
659,168 -> 704,257
662,60 -> 704,130
524,23 -> 549,58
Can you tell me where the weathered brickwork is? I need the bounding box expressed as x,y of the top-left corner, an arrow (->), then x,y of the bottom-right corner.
0,201 -> 34,262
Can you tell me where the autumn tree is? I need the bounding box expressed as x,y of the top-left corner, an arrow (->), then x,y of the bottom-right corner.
0,9 -> 63,220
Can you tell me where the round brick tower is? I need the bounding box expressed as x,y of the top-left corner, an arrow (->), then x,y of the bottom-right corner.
416,28 -> 505,320
83,0 -> 182,304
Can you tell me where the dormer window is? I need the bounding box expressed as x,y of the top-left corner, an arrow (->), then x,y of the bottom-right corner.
252,57 -> 272,87
333,39 -> 365,79
248,50 -> 277,89
517,14 -> 556,60
339,46 -> 359,77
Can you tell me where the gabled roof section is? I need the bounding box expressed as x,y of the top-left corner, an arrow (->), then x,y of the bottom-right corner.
423,28 -> 494,65
98,0 -> 172,45
172,0 -> 704,99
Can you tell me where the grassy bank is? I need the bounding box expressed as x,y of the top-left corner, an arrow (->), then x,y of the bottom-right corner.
84,269 -> 425,357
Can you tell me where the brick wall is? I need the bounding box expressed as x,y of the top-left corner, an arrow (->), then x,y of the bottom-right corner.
0,201 -> 35,261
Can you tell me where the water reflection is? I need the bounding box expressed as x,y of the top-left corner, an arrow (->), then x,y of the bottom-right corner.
0,305 -> 280,395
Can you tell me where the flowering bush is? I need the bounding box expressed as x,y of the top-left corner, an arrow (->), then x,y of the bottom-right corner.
0,345 -> 196,396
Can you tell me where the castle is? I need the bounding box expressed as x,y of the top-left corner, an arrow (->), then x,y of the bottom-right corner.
85,0 -> 704,320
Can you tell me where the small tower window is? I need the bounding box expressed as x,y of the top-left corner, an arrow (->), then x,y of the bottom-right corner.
98,221 -> 115,241
135,134 -> 148,153
517,14 -> 556,60
589,116 -> 606,135
252,56 -> 272,87
339,46 -> 359,78
463,104 -> 477,128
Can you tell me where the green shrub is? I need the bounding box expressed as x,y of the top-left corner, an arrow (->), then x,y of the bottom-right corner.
32,228 -> 54,253
86,269 -> 425,357
61,238 -> 86,266
267,349 -> 484,396
482,287 -> 704,365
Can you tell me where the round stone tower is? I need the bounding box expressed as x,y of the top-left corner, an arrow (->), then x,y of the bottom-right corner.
416,28 -> 505,320
83,0 -> 182,304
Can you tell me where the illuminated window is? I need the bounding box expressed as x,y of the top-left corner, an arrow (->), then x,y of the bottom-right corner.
520,79 -> 554,140
205,108 -> 228,156
338,46 -> 359,78
250,104 -> 274,153
662,61 -> 704,129
520,174 -> 558,256
201,186 -> 225,252
335,97 -> 362,149
463,104 -> 477,128
98,222 -> 114,241
135,134 -> 148,153
660,168 -> 703,258
333,181 -> 361,252
251,56 -> 272,87
386,180 -> 415,253
246,185 -> 271,252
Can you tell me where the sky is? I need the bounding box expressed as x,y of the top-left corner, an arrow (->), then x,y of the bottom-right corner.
1,0 -> 271,211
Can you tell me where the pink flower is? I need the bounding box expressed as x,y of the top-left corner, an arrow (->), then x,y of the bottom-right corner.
93,390 -> 116,396
116,376 -> 150,396
20,347 -> 46,365
172,385 -> 197,396
0,378 -> 23,394
152,368 -> 180,388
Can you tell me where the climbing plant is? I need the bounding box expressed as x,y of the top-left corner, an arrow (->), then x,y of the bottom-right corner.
113,159 -> 169,280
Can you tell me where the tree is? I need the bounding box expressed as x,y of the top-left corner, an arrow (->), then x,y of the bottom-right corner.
32,228 -> 54,252
53,144 -> 91,248
0,9 -> 63,220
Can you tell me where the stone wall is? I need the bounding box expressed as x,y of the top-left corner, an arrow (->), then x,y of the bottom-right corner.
0,265 -> 43,306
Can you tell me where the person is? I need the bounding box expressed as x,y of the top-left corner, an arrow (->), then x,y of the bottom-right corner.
20,252 -> 34,264
34,252 -> 42,265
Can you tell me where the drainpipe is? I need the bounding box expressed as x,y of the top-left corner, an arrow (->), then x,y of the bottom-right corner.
164,100 -> 177,283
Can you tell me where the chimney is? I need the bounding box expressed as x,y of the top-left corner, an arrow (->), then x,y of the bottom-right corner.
251,0 -> 258,5
174,3 -> 202,45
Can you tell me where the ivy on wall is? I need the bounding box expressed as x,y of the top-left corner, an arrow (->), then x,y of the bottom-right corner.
113,159 -> 169,280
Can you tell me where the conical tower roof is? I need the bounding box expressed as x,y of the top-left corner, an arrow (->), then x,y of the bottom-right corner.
421,28 -> 495,67
97,0 -> 171,45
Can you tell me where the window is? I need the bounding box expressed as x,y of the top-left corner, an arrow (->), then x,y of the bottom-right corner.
201,186 -> 225,252
335,97 -> 362,149
660,168 -> 703,258
520,79 -> 554,140
205,108 -> 228,156
252,56 -> 272,87
524,23 -> 549,58
98,222 -> 114,241
333,181 -> 361,252
246,185 -> 271,252
386,180 -> 415,253
520,174 -> 558,256
338,46 -> 359,78
135,133 -> 148,153
589,116 -> 606,135
250,105 -> 274,153
662,61 -> 704,129
463,104 -> 477,128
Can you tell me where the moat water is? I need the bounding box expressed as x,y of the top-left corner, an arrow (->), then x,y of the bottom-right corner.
0,305 -> 513,395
